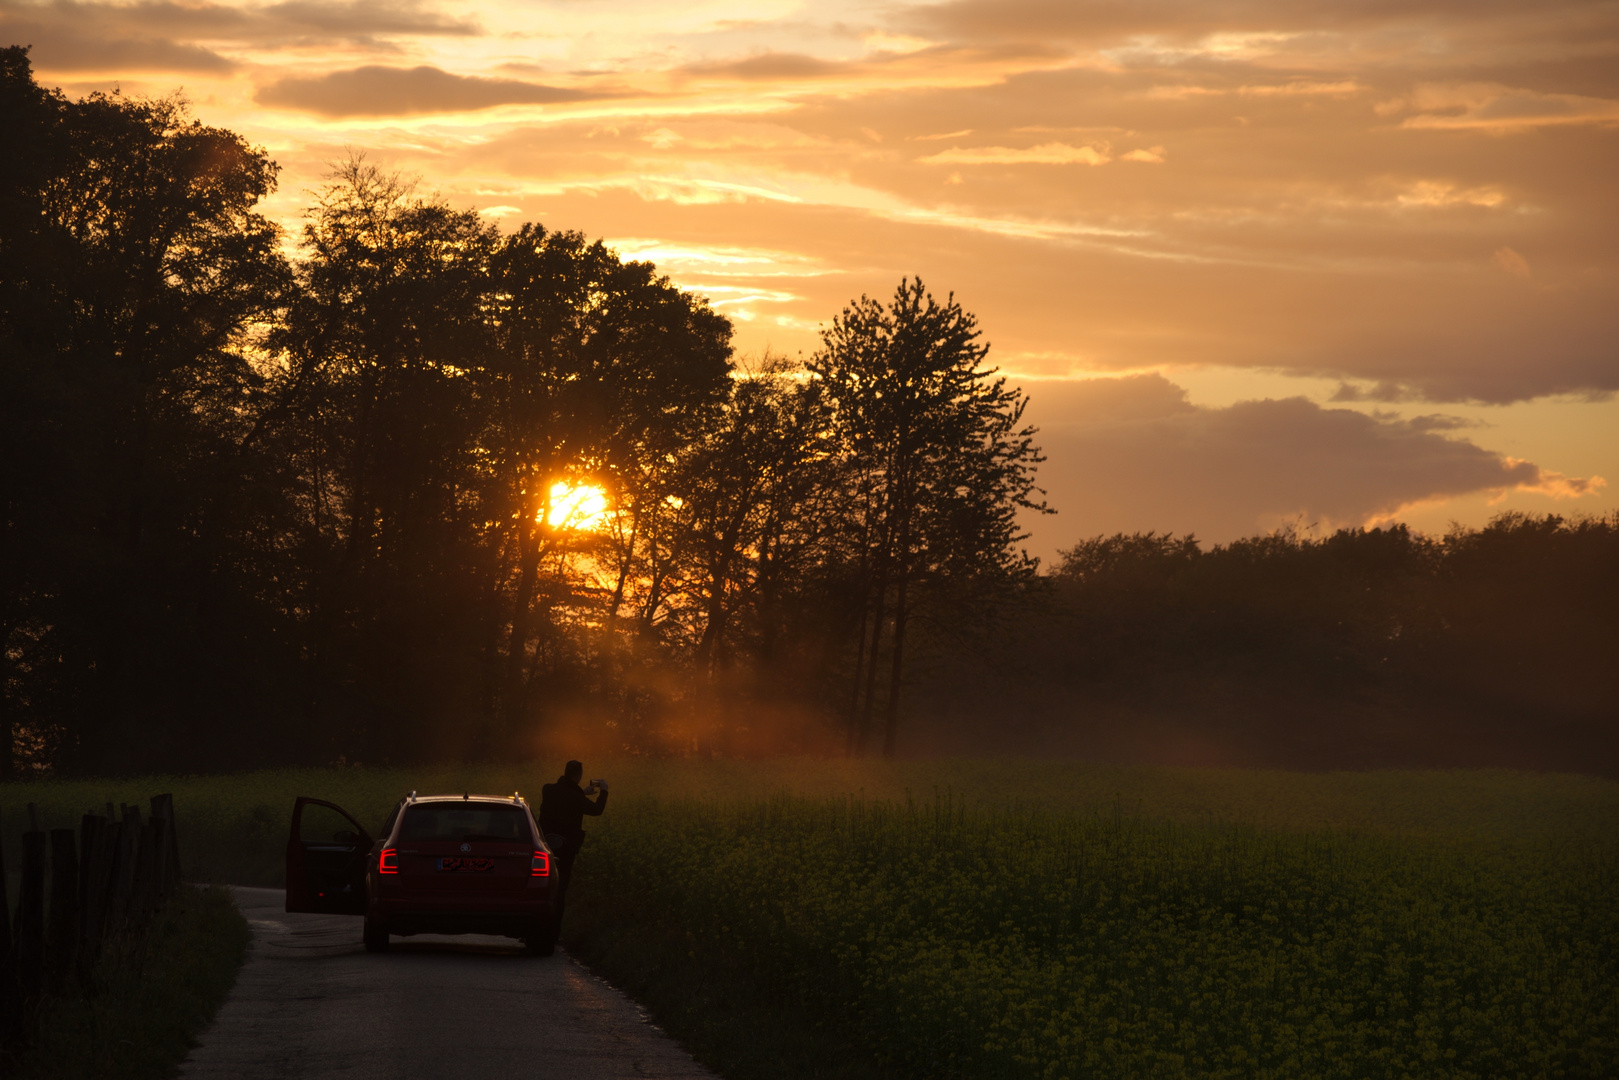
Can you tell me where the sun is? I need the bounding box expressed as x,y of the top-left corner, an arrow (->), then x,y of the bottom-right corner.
546,481 -> 610,531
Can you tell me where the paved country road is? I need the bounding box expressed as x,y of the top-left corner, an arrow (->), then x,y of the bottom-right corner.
180,887 -> 717,1080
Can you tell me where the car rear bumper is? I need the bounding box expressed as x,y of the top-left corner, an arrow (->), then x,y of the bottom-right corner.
367,875 -> 555,933
372,908 -> 552,937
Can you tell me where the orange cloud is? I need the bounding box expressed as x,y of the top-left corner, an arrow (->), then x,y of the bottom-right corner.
1396,83 -> 1619,133
257,66 -> 606,116
1493,463 -> 1605,502
1021,374 -> 1604,552
1146,80 -> 1364,100
919,141 -> 1110,165
1492,246 -> 1530,278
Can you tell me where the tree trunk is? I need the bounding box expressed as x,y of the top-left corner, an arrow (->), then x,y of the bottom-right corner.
503,490 -> 544,725
756,513 -> 783,665
856,567 -> 887,755
605,515 -> 639,626
844,598 -> 871,754
695,546 -> 732,678
697,505 -> 749,680
850,468 -> 896,756
0,635 -> 12,782
881,499 -> 913,760
881,571 -> 909,760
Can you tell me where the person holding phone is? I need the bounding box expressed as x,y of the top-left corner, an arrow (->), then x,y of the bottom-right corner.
538,760 -> 608,918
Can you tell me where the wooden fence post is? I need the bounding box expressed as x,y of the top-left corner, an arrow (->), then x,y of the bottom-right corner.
78,813 -> 112,977
0,811 -> 19,1053
150,793 -> 181,895
15,830 -> 47,1003
169,796 -> 182,888
78,813 -> 99,909
100,818 -> 122,935
46,829 -> 79,994
108,807 -> 142,935
147,801 -> 169,899
128,807 -> 155,928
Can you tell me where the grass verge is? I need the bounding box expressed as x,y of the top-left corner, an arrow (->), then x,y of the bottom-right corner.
10,885 -> 249,1080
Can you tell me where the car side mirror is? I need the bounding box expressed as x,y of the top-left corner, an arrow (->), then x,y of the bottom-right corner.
334,829 -> 360,844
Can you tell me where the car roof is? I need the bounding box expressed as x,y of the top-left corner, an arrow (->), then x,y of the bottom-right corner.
409,795 -> 528,806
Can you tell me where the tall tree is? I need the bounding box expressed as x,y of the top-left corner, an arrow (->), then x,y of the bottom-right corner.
275,159 -> 500,760
487,226 -> 732,737
658,360 -> 845,746
1,49 -> 293,772
812,279 -> 1047,757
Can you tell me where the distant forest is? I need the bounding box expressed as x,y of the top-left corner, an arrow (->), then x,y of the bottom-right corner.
4,49 -> 1616,778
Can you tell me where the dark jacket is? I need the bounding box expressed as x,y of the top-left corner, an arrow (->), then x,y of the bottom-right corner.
538,779 -> 607,842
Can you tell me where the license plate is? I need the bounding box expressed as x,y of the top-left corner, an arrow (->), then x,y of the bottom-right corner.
436,857 -> 495,872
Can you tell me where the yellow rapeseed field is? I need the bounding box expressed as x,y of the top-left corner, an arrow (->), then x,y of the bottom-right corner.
5,760 -> 1616,1078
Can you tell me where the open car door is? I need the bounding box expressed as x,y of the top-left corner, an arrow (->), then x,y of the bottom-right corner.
286,797 -> 373,915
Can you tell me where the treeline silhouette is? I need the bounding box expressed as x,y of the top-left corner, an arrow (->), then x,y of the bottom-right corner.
1,50 -> 1044,775
3,51 -> 1614,778
913,516 -> 1619,774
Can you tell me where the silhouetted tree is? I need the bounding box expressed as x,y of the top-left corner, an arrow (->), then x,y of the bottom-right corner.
485,223 -> 732,740
2,47 -> 292,772
268,159 -> 500,760
812,278 -> 1047,757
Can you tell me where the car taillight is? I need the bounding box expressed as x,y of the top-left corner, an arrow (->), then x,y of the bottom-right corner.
379,848 -> 399,874
530,850 -> 550,877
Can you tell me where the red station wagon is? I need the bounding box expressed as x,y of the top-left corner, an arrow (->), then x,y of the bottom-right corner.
286,791 -> 562,955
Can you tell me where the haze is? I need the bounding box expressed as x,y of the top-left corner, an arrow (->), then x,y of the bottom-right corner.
7,0 -> 1617,560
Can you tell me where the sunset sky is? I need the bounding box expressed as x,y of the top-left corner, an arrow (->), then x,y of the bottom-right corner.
7,0 -> 1617,563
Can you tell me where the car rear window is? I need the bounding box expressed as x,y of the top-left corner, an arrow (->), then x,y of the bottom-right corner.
398,804 -> 530,843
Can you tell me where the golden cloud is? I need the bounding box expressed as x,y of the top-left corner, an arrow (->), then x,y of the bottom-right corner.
1396,83 -> 1619,132
257,65 -> 605,116
919,141 -> 1110,165
1023,374 -> 1605,548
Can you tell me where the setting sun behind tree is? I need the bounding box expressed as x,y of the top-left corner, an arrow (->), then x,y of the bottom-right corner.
546,481 -> 609,531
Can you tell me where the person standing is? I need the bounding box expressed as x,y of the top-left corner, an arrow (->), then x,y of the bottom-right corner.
538,760 -> 607,917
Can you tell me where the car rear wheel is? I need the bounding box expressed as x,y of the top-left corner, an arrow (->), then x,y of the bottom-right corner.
363,916 -> 390,953
523,915 -> 559,957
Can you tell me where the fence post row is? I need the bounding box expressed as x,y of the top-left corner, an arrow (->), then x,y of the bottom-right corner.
1,793 -> 182,1059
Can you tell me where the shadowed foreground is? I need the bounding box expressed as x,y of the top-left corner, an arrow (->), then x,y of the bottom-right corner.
180,887 -> 714,1080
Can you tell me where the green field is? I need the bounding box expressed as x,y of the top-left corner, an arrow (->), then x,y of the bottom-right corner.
5,761 -> 1617,1079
